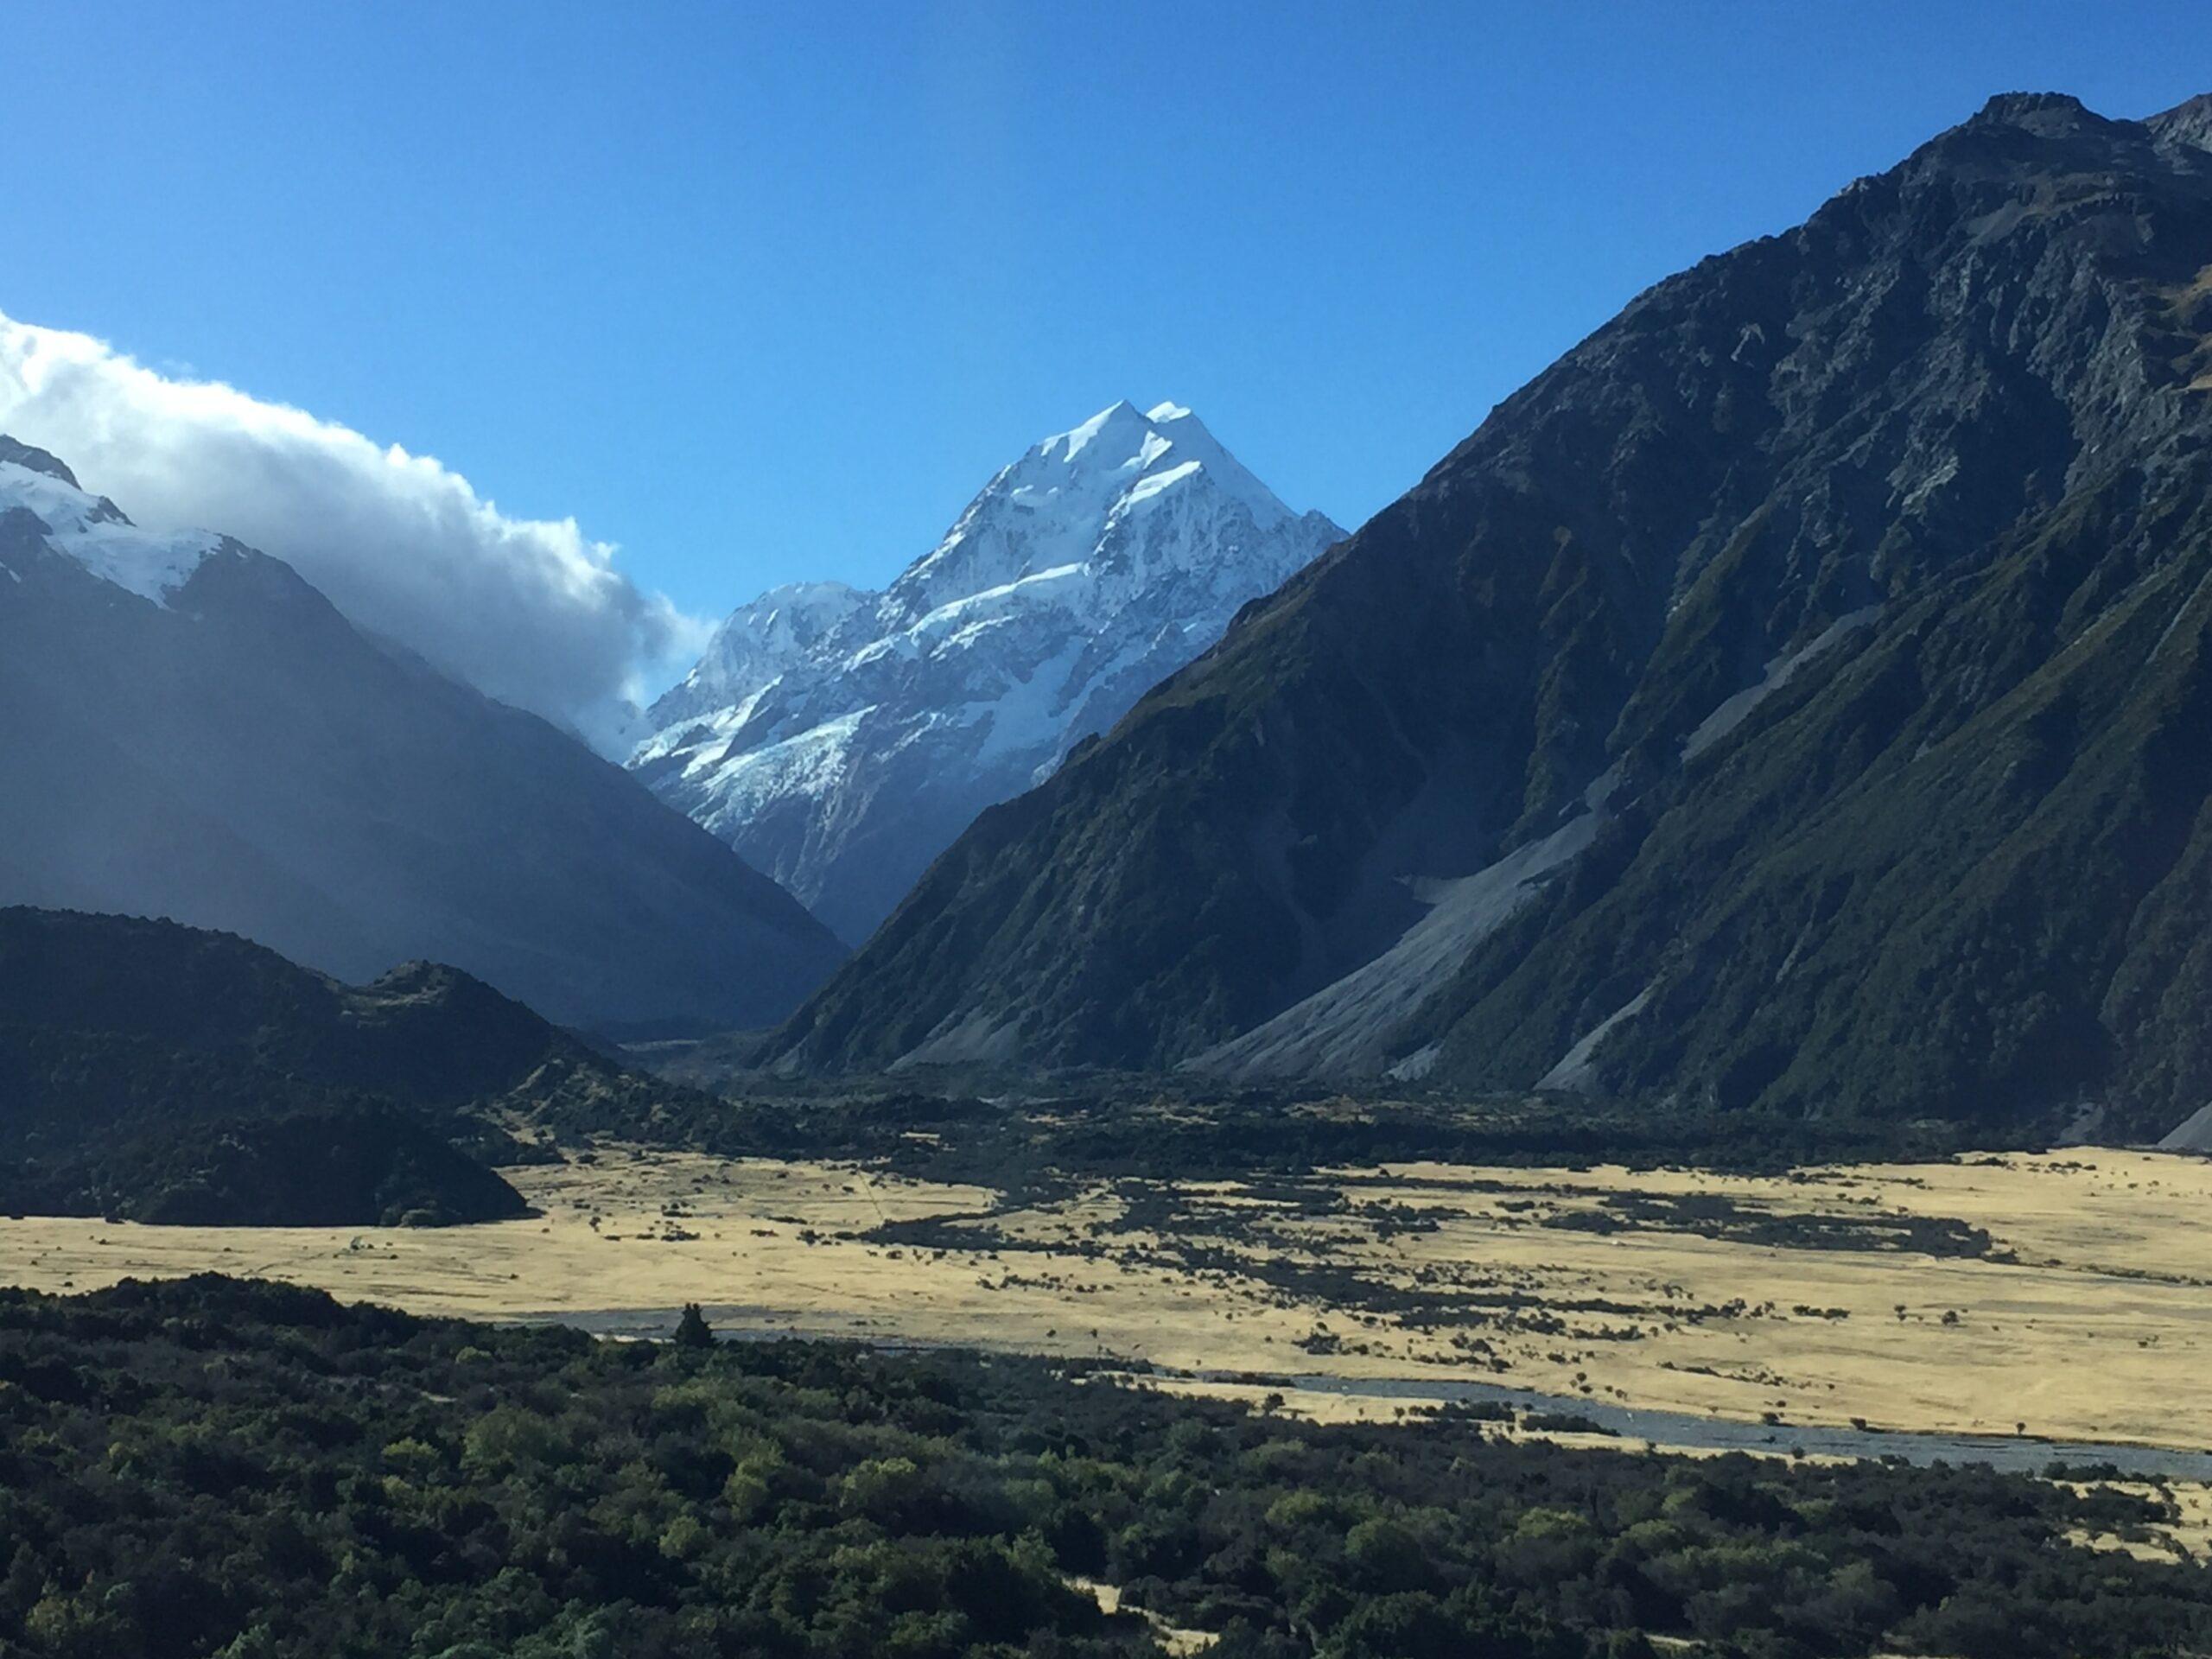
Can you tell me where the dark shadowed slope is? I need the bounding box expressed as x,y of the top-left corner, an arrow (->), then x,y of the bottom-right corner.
0,906 -> 599,1105
0,907 -> 752,1223
772,92 -> 2212,1141
0,442 -> 844,1034
0,908 -> 563,1224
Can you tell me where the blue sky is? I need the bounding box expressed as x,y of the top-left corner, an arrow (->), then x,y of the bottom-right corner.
9,2 -> 2209,622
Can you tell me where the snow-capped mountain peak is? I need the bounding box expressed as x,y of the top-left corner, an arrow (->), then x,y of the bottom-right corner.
1045,397 -> 1149,462
882,398 -> 1300,626
0,439 -> 227,607
651,579 -> 871,728
630,402 -> 1343,943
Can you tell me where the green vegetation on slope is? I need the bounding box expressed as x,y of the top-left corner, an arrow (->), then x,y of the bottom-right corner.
1423,474 -> 2212,1138
0,1021 -> 522,1226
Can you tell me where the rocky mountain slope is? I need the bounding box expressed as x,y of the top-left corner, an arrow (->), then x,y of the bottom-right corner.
769,92 -> 2212,1141
0,442 -> 845,1034
630,401 -> 1341,942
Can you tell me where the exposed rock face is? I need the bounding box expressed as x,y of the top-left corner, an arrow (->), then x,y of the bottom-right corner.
770,92 -> 2212,1141
0,436 -> 77,486
0,453 -> 846,1035
630,401 -> 1341,943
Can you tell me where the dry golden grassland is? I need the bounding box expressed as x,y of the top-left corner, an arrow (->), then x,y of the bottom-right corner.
0,1147 -> 2206,1452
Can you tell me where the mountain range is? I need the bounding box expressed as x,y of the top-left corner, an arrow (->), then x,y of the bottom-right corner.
0,438 -> 845,1035
10,90 -> 2212,1151
628,400 -> 1342,943
766,92 -> 2212,1143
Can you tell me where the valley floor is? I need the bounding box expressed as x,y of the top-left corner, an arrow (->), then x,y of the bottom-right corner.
1,1146 -> 2207,1464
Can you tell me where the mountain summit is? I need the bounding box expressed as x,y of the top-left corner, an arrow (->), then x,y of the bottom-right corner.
767,93 -> 2212,1140
631,401 -> 1342,942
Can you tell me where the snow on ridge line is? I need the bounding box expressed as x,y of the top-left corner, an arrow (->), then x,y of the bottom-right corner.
645,399 -> 1325,741
1052,399 -> 1148,462
0,458 -> 224,607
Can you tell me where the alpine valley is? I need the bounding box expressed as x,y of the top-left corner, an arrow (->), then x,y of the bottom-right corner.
10,75 -> 2212,1659
628,400 -> 1343,944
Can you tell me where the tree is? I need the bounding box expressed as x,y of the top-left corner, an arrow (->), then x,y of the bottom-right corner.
673,1303 -> 714,1349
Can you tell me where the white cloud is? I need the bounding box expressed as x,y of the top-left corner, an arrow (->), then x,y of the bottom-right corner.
0,309 -> 709,751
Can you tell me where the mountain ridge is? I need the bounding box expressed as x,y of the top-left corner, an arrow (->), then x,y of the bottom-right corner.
765,91 -> 2212,1141
0,448 -> 846,1034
